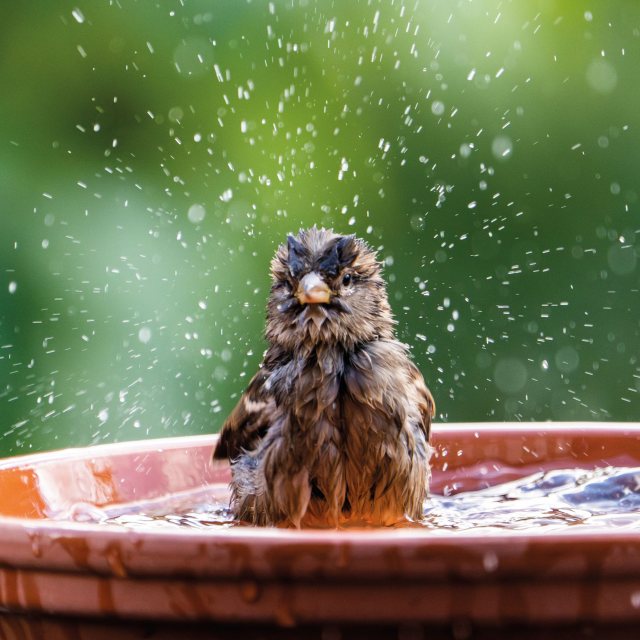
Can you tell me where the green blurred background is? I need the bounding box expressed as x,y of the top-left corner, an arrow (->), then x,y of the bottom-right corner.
1,1 -> 639,456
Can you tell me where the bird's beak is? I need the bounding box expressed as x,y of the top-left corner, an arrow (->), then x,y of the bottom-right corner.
296,272 -> 331,305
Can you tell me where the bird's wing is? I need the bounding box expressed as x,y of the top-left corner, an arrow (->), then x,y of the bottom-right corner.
213,367 -> 277,460
407,360 -> 435,440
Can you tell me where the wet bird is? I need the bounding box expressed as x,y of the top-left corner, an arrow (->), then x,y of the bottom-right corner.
213,227 -> 434,527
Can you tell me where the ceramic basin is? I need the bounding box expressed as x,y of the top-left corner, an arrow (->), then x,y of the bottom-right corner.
0,423 -> 639,638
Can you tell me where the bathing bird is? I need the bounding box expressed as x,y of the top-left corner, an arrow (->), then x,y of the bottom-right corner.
213,227 -> 434,527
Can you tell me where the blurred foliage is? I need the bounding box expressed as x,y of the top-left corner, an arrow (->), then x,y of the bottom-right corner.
1,0 -> 639,455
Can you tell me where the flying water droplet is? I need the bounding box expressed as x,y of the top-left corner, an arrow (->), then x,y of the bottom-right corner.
431,100 -> 445,116
491,135 -> 513,160
187,204 -> 206,224
71,8 -> 85,24
586,59 -> 618,94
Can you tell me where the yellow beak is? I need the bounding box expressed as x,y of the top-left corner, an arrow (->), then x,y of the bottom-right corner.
296,272 -> 331,304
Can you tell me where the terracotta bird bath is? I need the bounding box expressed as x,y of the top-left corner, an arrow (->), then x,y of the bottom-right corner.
0,423 -> 639,638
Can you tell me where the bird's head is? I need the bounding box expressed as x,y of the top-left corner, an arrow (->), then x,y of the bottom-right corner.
266,227 -> 395,351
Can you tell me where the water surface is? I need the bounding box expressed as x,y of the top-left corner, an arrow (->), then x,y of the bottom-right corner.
68,466 -> 640,533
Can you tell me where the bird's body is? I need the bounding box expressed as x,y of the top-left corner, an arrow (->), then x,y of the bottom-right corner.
213,227 -> 434,527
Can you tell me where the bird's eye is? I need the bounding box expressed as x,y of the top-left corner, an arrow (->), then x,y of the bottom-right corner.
342,273 -> 352,286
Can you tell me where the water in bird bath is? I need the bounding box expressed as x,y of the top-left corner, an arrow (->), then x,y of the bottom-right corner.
62,465 -> 640,533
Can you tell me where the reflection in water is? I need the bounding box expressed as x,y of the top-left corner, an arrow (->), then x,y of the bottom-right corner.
63,466 -> 640,532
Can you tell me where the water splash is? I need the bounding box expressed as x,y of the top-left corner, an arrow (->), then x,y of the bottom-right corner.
423,466 -> 640,532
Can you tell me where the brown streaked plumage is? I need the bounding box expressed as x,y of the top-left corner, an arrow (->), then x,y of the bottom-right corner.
213,227 -> 435,527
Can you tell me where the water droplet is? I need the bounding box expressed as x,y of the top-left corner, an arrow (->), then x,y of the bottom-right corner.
483,551 -> 499,572
459,143 -> 473,158
173,37 -> 213,78
431,100 -> 445,116
491,135 -> 513,160
607,244 -> 636,275
586,59 -> 618,94
71,8 -> 85,24
168,106 -> 184,123
555,346 -> 579,374
188,204 -> 206,224
494,358 -> 528,394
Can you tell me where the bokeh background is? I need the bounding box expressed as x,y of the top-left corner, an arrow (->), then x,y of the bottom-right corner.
1,1 -> 639,456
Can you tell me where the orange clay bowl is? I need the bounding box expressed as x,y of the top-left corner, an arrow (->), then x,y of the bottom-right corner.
0,423 -> 639,638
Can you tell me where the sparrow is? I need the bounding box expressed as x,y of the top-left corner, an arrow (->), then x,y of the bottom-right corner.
213,227 -> 434,527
